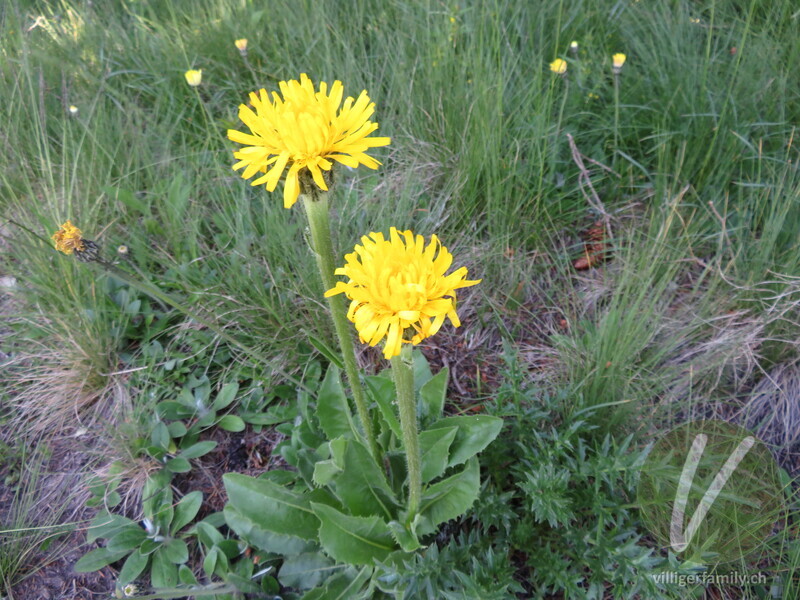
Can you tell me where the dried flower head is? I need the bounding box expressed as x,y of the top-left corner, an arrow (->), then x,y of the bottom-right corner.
184,69 -> 202,87
52,220 -> 86,255
52,221 -> 100,262
325,228 -> 480,359
227,73 -> 391,209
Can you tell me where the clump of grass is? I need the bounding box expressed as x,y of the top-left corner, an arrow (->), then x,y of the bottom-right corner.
4,317 -> 124,435
0,447 -> 78,596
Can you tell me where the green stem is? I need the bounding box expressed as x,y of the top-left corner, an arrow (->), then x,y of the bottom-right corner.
391,344 -> 421,517
301,193 -> 379,460
613,73 -> 620,168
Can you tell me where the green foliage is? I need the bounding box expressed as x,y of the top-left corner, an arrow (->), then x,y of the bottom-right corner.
76,472 -> 201,588
223,352 -> 502,596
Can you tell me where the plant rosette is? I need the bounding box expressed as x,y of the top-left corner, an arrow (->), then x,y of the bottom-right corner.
222,351 -> 503,596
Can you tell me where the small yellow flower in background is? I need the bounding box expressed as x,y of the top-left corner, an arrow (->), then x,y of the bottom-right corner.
570,41 -> 578,51
68,105 -> 78,116
227,73 -> 391,209
235,38 -> 248,54
184,69 -> 202,87
549,58 -> 567,75
325,228 -> 480,359
612,53 -> 627,73
52,220 -> 85,255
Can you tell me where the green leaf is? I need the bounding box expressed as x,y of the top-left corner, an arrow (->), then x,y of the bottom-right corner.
365,376 -> 401,438
178,564 -> 198,585
179,440 -> 217,459
313,459 -> 342,487
151,421 -> 170,450
118,549 -> 149,584
388,520 -> 422,552
157,401 -> 195,420
151,547 -> 178,588
317,365 -> 353,440
106,525 -> 147,553
167,421 -> 187,438
223,473 -> 319,555
428,415 -> 504,467
311,503 -> 395,565
171,491 -> 203,534
417,458 -> 480,536
213,382 -> 239,411
418,368 -> 448,427
108,185 -> 148,214
142,471 -> 172,519
74,547 -> 129,572
165,457 -> 192,473
224,505 -> 313,555
279,552 -> 335,590
223,473 -> 318,539
329,438 -> 398,518
203,546 -> 218,577
412,350 -> 434,390
162,538 -> 189,564
299,566 -> 373,600
194,521 -> 224,548
419,426 -> 458,483
307,333 -> 345,370
217,414 -> 246,432
86,512 -> 138,543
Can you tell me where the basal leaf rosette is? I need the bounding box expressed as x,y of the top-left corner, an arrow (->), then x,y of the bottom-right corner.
325,228 -> 480,359
227,73 -> 391,209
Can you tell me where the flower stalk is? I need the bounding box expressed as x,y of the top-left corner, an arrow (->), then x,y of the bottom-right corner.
301,191 -> 379,460
391,343 -> 421,517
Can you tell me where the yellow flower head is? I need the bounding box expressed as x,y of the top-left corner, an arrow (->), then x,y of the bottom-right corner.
549,58 -> 567,75
52,220 -> 85,255
612,53 -> 627,72
325,228 -> 480,359
227,73 -> 391,209
235,38 -> 248,53
570,41 -> 578,50
68,105 -> 78,116
185,69 -> 202,87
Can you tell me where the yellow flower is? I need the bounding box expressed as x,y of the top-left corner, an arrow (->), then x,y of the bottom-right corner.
325,228 -> 480,359
612,53 -> 626,72
184,69 -> 202,87
227,73 -> 391,209
570,41 -> 578,50
549,58 -> 567,75
235,38 -> 248,53
52,220 -> 85,255
68,105 -> 78,116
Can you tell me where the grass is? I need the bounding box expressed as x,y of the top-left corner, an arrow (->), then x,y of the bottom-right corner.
1,0 -> 798,597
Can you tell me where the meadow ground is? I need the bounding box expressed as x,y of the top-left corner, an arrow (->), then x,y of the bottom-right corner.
1,1 -> 799,598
